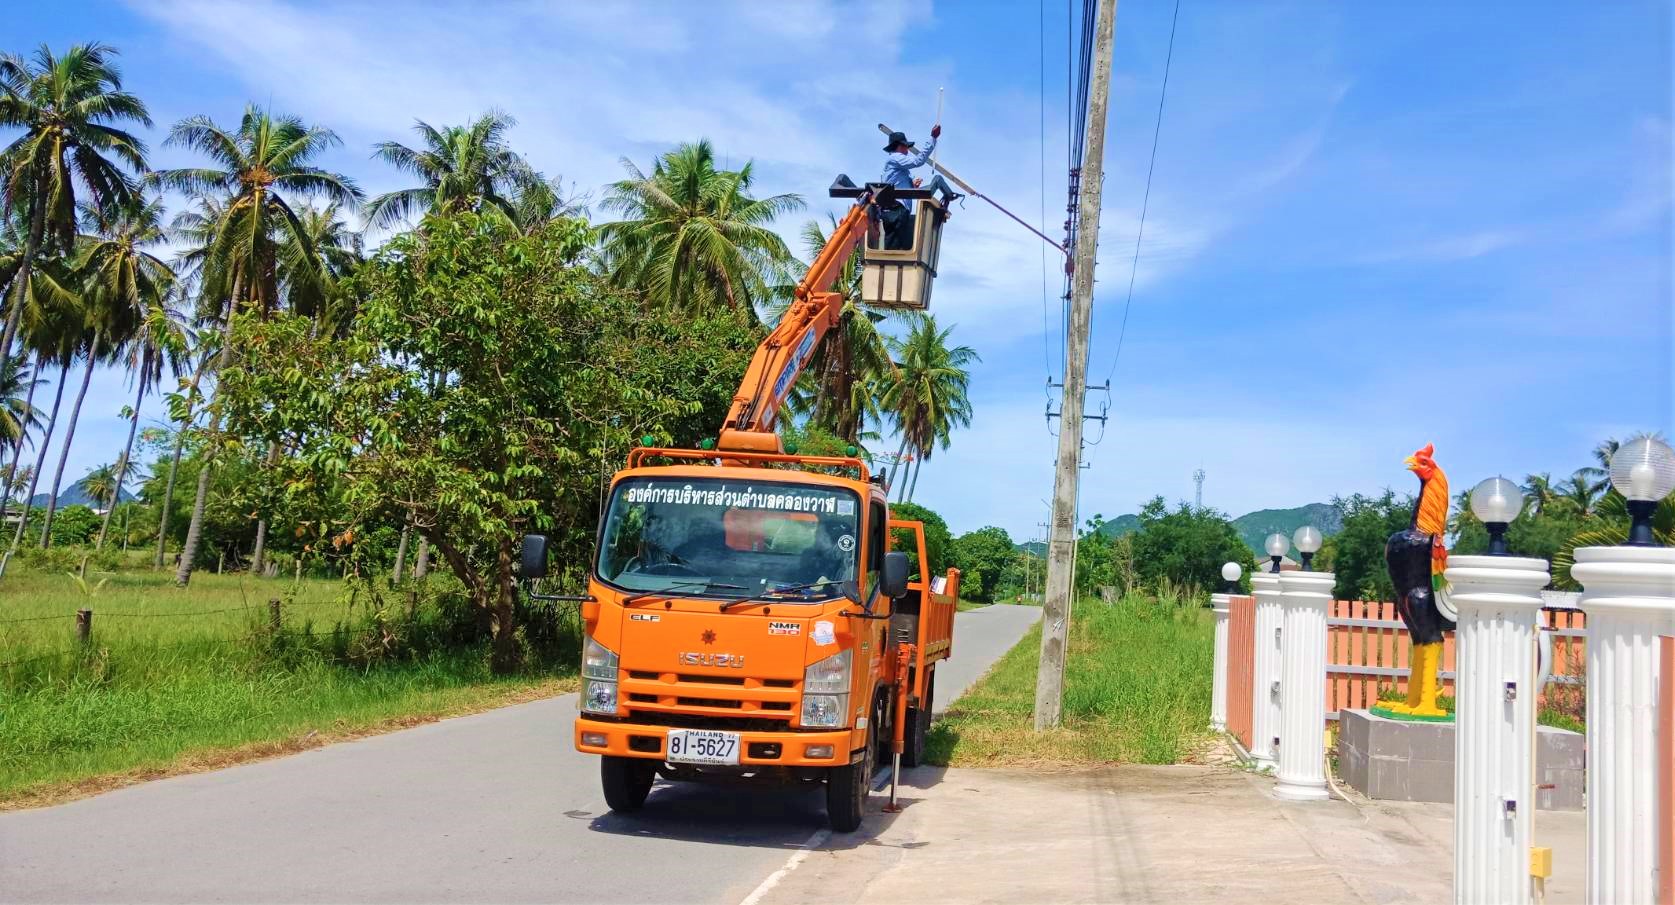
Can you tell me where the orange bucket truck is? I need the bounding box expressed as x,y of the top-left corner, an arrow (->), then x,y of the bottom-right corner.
519,179 -> 958,831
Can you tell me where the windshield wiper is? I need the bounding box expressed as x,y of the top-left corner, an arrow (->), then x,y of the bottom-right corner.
622,580 -> 747,606
718,580 -> 844,612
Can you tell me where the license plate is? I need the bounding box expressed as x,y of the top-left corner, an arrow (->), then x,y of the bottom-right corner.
666,729 -> 740,765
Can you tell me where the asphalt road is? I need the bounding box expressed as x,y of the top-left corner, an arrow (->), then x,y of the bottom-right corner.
0,604 -> 1040,905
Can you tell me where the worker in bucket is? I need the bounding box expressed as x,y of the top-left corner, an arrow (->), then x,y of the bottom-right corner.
880,125 -> 961,249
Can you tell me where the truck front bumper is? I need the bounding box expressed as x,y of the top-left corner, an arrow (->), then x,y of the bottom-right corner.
575,717 -> 860,767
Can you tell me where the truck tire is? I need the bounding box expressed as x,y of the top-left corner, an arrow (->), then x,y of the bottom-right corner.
827,721 -> 874,832
902,666 -> 934,768
601,756 -> 656,812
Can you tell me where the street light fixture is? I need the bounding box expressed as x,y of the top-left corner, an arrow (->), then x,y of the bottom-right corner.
1221,561 -> 1242,593
1608,436 -> 1675,546
1264,532 -> 1289,573
1469,476 -> 1525,556
1292,525 -> 1323,570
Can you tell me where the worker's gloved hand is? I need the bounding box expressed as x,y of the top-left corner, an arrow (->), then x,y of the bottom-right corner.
913,178 -> 923,187
930,124 -> 941,139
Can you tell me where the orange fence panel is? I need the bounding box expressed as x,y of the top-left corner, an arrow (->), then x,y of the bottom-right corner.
1226,595 -> 1255,749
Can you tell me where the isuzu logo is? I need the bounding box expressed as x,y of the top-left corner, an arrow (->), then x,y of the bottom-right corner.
680,652 -> 745,668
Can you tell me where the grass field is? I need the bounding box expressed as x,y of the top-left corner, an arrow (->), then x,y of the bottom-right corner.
925,595 -> 1212,767
0,567 -> 573,807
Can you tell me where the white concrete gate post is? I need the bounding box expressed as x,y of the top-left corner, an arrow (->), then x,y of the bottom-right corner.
1572,545 -> 1675,905
1210,591 -> 1231,733
1250,570 -> 1283,771
1445,554 -> 1550,905
1274,570 -> 1333,801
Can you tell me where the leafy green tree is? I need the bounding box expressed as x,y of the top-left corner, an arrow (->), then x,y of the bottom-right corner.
1323,491 -> 1413,601
600,139 -> 802,314
0,42 -> 150,380
881,313 -> 977,502
950,526 -> 1015,603
1124,497 -> 1256,595
887,501 -> 951,580
220,212 -> 745,671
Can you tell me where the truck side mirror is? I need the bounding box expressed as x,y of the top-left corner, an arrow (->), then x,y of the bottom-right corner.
882,551 -> 909,599
519,534 -> 549,579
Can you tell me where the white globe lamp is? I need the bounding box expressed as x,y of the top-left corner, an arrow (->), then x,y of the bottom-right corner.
1220,561 -> 1242,593
1264,532 -> 1289,573
1292,525 -> 1323,571
1468,476 -> 1525,556
1607,437 -> 1675,546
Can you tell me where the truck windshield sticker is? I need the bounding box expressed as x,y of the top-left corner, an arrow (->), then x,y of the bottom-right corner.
812,620 -> 836,646
625,482 -> 839,514
837,534 -> 855,552
836,500 -> 856,516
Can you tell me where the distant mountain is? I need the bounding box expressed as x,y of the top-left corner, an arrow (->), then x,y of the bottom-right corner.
1013,503 -> 1342,558
1232,503 -> 1342,555
27,479 -> 134,510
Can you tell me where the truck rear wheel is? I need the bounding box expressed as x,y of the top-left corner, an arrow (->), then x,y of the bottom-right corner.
902,666 -> 935,768
826,722 -> 874,832
601,756 -> 656,812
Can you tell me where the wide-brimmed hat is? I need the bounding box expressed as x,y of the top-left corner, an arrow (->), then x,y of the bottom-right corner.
883,131 -> 914,151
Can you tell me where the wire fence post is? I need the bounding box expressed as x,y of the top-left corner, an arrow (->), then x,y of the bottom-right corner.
268,598 -> 282,633
75,608 -> 92,645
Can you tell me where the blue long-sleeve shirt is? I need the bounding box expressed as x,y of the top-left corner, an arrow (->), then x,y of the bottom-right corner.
880,136 -> 936,189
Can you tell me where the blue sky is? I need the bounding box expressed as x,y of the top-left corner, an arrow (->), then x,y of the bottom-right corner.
7,1 -> 1672,541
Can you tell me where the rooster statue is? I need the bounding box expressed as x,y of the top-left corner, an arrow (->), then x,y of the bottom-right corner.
1381,443 -> 1455,719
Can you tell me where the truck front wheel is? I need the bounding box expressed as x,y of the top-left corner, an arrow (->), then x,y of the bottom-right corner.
601,756 -> 656,812
826,722 -> 874,832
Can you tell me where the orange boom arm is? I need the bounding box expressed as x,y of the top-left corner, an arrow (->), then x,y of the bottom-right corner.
717,196 -> 873,453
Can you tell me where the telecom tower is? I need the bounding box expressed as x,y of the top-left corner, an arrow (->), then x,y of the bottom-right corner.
1193,468 -> 1205,509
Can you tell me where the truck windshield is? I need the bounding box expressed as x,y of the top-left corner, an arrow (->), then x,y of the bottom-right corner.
596,477 -> 862,602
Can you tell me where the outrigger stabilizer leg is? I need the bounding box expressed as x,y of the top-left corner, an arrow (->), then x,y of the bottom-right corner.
885,643 -> 917,813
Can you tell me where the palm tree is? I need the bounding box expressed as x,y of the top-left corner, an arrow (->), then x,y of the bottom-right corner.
278,201 -> 361,335
600,139 -> 802,314
881,314 -> 977,502
1522,472 -> 1558,515
364,111 -> 537,231
783,215 -> 896,444
38,316 -> 122,548
149,105 -> 361,584
1557,469 -> 1604,518
509,173 -> 586,235
0,354 -> 40,526
0,43 -> 150,380
80,462 -> 117,511
97,297 -> 190,549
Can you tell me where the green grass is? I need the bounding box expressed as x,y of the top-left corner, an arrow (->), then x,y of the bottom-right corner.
925,594 -> 1212,766
0,567 -> 572,806
1373,687 -> 1585,733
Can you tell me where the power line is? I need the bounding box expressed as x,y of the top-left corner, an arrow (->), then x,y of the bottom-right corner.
1102,0 -> 1181,387
1039,0 -> 1056,386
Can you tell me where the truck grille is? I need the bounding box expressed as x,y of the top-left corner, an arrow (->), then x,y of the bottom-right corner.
617,669 -> 801,728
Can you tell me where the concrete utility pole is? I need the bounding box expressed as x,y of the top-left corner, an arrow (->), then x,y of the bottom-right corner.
1035,0 -> 1117,731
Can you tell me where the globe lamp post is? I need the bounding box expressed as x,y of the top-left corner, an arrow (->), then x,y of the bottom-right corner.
1220,561 -> 1242,593
1292,526 -> 1322,571
1468,476 -> 1525,556
1264,532 -> 1289,573
1609,436 -> 1675,546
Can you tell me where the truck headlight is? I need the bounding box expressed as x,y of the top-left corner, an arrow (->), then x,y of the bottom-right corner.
801,693 -> 848,728
582,636 -> 619,714
801,650 -> 852,727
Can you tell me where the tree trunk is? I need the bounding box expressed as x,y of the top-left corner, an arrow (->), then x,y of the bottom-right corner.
886,435 -> 909,494
9,361 -> 68,552
413,536 -> 430,579
40,341 -> 99,548
490,539 -> 520,674
906,456 -> 922,503
0,356 -> 42,527
97,376 -> 146,549
0,196 -> 45,382
154,426 -> 187,569
392,523 -> 411,586
177,288 -> 240,587
248,440 -> 281,574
